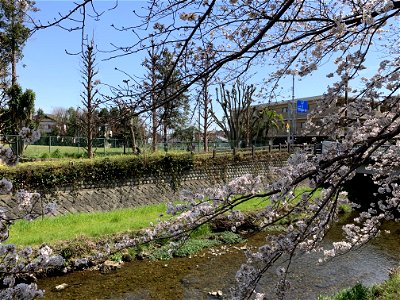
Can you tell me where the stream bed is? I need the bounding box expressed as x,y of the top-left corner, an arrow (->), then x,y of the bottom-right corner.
38,218 -> 400,300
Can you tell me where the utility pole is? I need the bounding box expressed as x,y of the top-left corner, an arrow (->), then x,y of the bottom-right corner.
287,74 -> 296,144
291,74 -> 296,144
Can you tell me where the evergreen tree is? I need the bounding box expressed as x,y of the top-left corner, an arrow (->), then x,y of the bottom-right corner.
0,0 -> 36,87
157,49 -> 190,145
0,0 -> 37,155
142,45 -> 189,151
252,107 -> 284,145
1,83 -> 35,134
0,83 -> 35,155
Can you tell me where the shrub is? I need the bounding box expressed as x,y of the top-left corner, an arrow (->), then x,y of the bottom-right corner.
215,231 -> 245,244
318,283 -> 370,300
40,152 -> 49,159
50,149 -> 62,158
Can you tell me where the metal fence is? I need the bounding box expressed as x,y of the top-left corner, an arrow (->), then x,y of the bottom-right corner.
0,134 -> 313,158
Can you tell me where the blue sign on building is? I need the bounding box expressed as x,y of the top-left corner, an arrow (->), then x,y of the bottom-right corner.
297,100 -> 308,113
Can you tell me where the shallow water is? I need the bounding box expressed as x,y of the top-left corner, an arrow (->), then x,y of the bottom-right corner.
38,217 -> 400,300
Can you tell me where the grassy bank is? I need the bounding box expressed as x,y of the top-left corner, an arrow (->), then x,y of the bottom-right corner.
8,186 -> 319,247
318,267 -> 400,300
8,203 -> 168,246
8,196 -> 270,247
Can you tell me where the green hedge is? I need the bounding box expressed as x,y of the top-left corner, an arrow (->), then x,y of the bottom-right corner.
0,151 -> 289,193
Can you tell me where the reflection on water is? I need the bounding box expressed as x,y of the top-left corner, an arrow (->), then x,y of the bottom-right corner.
38,217 -> 400,300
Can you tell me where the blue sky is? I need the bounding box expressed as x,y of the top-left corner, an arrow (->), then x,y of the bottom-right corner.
19,1 -> 148,113
17,1 -> 378,115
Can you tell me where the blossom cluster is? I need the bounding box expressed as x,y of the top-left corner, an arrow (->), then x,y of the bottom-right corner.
18,128 -> 41,145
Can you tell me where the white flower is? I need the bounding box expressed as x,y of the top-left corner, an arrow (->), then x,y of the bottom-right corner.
19,127 -> 41,144
39,245 -> 53,257
0,178 -> 13,194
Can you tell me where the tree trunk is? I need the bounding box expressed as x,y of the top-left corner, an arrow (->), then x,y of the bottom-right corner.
151,41 -> 158,152
152,106 -> 157,151
11,47 -> 17,87
87,110 -> 93,159
130,123 -> 136,154
11,0 -> 17,87
163,121 -> 168,145
202,78 -> 209,152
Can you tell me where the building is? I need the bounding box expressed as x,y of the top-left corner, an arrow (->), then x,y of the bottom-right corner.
254,94 -> 385,144
37,114 -> 57,135
253,95 -> 326,144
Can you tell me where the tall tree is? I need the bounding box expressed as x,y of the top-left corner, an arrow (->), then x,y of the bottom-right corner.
253,107 -> 284,144
0,83 -> 35,155
211,80 -> 256,149
142,39 -> 160,151
0,0 -> 35,87
158,49 -> 190,146
195,42 -> 216,152
80,36 -> 101,158
0,0 -> 36,146
142,45 -> 189,151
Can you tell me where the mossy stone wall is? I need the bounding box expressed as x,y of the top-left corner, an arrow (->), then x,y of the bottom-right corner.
0,153 -> 289,216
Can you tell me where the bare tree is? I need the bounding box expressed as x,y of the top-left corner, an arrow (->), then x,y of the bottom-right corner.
211,80 -> 257,149
140,39 -> 162,151
149,39 -> 159,152
80,36 -> 101,158
195,42 -> 217,152
50,107 -> 69,136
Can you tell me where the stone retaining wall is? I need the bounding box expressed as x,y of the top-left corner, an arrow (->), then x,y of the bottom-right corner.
0,158 -> 286,217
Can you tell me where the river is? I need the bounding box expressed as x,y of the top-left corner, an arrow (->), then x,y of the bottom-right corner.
38,216 -> 400,300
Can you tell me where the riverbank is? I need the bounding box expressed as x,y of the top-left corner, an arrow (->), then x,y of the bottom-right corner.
8,208 -> 261,280
35,221 -> 400,300
5,203 -> 400,299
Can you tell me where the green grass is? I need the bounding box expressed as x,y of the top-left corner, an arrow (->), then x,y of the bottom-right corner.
23,145 -> 132,158
7,187 -> 321,247
150,238 -> 221,260
371,268 -> 400,299
318,283 -> 370,300
148,226 -> 245,260
234,186 -> 321,211
8,203 -> 167,246
7,198 -> 265,248
318,268 -> 400,300
22,144 -> 189,159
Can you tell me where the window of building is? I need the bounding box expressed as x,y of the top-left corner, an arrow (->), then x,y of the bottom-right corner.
282,107 -> 288,113
300,122 -> 307,128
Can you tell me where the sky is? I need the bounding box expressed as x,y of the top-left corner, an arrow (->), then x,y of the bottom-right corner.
16,1 -> 381,116
19,1 -> 149,113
